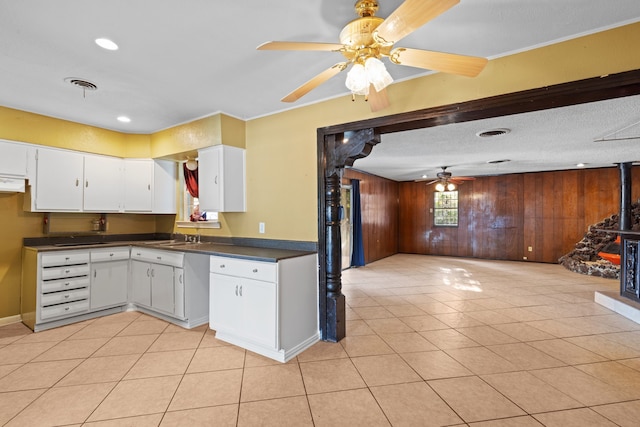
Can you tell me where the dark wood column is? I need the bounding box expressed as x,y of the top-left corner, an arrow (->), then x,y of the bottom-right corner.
318,128 -> 380,342
619,162 -> 639,301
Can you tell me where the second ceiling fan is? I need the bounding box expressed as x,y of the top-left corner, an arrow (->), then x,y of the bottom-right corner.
257,0 -> 488,111
419,166 -> 476,191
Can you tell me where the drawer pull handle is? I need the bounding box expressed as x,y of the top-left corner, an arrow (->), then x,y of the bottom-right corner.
239,285 -> 243,297
157,256 -> 162,260
65,307 -> 70,311
65,257 -> 70,261
136,252 -> 141,256
64,282 -> 70,286
110,253 -> 114,257
220,264 -> 225,269
64,295 -> 70,299
235,285 -> 238,296
252,268 -> 258,273
147,268 -> 150,277
65,269 -> 71,274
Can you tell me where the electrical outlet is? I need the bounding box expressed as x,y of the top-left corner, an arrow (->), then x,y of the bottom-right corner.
523,256 -> 528,260
528,246 -> 533,252
259,222 -> 265,234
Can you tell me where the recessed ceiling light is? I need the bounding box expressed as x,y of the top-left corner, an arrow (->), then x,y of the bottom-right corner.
576,163 -> 586,168
117,116 -> 131,123
95,38 -> 118,51
476,128 -> 510,138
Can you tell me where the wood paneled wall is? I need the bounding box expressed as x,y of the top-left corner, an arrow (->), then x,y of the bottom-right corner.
399,166 -> 640,263
343,169 -> 398,264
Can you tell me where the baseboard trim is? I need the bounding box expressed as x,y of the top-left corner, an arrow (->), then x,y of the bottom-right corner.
0,315 -> 22,326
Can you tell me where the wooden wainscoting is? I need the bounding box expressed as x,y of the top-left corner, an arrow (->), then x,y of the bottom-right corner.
400,166 -> 640,263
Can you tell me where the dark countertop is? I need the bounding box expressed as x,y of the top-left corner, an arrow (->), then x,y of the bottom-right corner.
25,239 -> 316,263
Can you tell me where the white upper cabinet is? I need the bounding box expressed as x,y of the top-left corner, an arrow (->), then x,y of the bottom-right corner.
123,159 -> 176,214
0,139 -> 29,178
153,160 -> 177,214
123,159 -> 153,212
30,149 -> 176,213
35,148 -> 85,211
83,155 -> 123,212
198,145 -> 245,212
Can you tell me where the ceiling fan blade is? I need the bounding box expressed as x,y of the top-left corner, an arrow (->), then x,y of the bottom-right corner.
391,47 -> 487,77
257,41 -> 344,52
281,63 -> 347,103
375,0 -> 459,44
367,86 -> 390,112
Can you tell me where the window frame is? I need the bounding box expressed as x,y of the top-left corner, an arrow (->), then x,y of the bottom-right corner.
433,190 -> 459,227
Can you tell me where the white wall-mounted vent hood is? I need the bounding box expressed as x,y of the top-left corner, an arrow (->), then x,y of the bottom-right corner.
0,177 -> 26,193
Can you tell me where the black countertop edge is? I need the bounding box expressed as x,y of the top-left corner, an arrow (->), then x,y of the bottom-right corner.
23,233 -> 170,247
24,233 -> 318,262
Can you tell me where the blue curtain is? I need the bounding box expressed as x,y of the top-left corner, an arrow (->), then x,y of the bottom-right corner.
351,179 -> 365,267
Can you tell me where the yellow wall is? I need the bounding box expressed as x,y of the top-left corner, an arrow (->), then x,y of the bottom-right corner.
1,23 -> 640,319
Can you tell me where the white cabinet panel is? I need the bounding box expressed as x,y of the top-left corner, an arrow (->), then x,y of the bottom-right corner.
198,145 -> 245,212
83,155 -> 123,212
153,160 -> 176,214
91,259 -> 128,310
0,140 -> 28,178
131,260 -> 152,307
123,159 -> 153,212
151,263 -> 174,314
35,149 -> 84,211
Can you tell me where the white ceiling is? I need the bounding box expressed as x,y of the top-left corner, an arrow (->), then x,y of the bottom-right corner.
2,1 -> 640,180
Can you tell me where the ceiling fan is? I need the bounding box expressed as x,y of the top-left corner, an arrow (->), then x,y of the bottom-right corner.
418,166 -> 476,191
257,0 -> 488,112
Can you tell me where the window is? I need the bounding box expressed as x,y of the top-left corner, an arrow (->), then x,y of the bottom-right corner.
434,191 -> 458,226
177,162 -> 219,228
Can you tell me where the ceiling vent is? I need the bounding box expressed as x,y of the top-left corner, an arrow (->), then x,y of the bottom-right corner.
64,77 -> 97,97
476,128 -> 510,138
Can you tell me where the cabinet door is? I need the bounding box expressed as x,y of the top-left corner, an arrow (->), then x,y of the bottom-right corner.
198,146 -> 221,212
0,140 -> 28,177
241,278 -> 277,349
84,155 -> 123,212
210,273 -> 242,335
153,160 -> 176,214
174,267 -> 185,319
35,149 -> 84,211
151,263 -> 174,314
131,260 -> 151,307
90,260 -> 128,310
123,159 -> 153,212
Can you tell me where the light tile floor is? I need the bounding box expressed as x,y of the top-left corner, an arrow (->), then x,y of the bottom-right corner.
2,254 -> 640,426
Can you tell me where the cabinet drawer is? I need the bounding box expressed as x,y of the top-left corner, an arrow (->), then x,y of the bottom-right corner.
131,248 -> 184,267
40,300 -> 89,320
210,256 -> 276,282
91,247 -> 130,262
41,276 -> 89,293
42,264 -> 90,280
41,251 -> 90,267
41,288 -> 89,306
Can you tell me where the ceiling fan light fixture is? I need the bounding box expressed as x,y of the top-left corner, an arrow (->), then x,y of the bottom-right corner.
345,63 -> 369,95
447,182 -> 456,191
435,182 -> 446,192
345,56 -> 393,96
364,57 -> 393,92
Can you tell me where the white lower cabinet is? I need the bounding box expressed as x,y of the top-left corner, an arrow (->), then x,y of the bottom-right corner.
130,248 -> 207,327
209,254 -> 319,362
210,273 -> 277,350
90,247 -> 129,310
